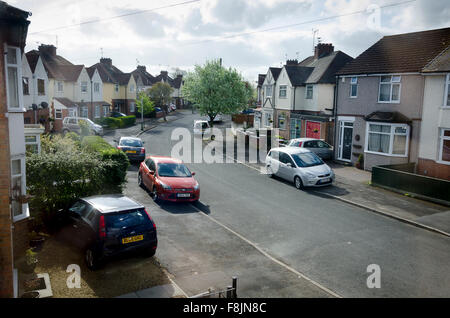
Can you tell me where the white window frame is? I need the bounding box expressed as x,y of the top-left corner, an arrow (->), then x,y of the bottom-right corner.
378,75 -> 401,103
55,108 -> 63,119
305,85 -> 313,99
25,134 -> 41,154
4,44 -> 24,112
95,105 -> 100,118
57,81 -> 64,93
279,85 -> 287,99
68,107 -> 77,118
22,77 -> 30,95
11,156 -> 29,222
350,77 -> 358,98
438,128 -> 450,165
365,122 -> 409,157
103,105 -> 109,117
130,84 -> 135,93
81,81 -> 88,93
443,74 -> 450,108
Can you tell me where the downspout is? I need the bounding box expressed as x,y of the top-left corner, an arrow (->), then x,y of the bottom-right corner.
333,76 -> 339,161
90,79 -> 93,120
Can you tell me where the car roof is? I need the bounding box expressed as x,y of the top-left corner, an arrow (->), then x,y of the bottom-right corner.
120,136 -> 142,141
194,120 -> 208,123
148,156 -> 183,164
270,147 -> 311,154
82,194 -> 144,213
289,138 -> 319,142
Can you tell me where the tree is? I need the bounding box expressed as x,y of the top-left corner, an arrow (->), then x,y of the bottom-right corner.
147,82 -> 173,121
182,60 -> 252,125
136,92 -> 155,118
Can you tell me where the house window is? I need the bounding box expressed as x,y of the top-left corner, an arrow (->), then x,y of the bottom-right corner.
94,82 -> 100,93
55,109 -> 62,119
81,81 -> 88,93
130,84 -> 135,93
278,114 -> 286,130
25,135 -> 40,154
439,129 -> 450,163
444,74 -> 450,107
103,106 -> 109,117
11,157 -> 28,222
265,85 -> 272,98
5,45 -> 22,110
305,85 -> 313,99
130,102 -> 135,113
23,77 -> 29,95
81,107 -> 88,118
57,81 -> 64,92
279,85 -> 287,98
37,79 -> 45,96
350,77 -> 358,98
115,84 -> 119,92
366,123 -> 409,156
379,75 -> 401,103
95,105 -> 100,118
68,108 -> 77,117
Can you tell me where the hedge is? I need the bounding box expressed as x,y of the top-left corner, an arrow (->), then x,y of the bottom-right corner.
95,116 -> 136,129
119,115 -> 136,128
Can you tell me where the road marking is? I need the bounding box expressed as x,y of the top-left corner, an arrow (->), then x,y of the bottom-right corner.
189,203 -> 342,298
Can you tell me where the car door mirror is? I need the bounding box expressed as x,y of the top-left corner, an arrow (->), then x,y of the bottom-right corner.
287,163 -> 294,168
191,172 -> 196,176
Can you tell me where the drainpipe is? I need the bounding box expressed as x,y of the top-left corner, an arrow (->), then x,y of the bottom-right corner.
333,76 -> 340,161
90,79 -> 93,120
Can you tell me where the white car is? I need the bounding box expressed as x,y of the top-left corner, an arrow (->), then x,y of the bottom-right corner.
193,120 -> 211,135
212,114 -> 223,122
265,147 -> 335,189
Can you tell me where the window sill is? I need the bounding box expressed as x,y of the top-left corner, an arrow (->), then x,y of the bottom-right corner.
8,108 -> 27,113
440,106 -> 450,110
377,101 -> 400,104
13,204 -> 30,223
436,160 -> 450,166
364,150 -> 407,158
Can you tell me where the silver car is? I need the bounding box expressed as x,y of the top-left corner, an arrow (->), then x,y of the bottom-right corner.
265,147 -> 335,189
62,117 -> 103,136
286,138 -> 333,160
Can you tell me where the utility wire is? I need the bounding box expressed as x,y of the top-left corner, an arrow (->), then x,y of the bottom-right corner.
182,0 -> 416,46
29,0 -> 201,35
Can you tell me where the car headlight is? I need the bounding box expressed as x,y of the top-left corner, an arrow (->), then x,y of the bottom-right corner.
194,183 -> 199,191
159,181 -> 172,190
305,172 -> 316,179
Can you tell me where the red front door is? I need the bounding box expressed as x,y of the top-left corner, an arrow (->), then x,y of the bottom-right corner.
306,121 -> 321,139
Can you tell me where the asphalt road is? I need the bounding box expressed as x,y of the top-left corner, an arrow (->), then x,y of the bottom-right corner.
104,112 -> 450,298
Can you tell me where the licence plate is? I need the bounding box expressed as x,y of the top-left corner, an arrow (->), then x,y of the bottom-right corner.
177,193 -> 191,198
126,150 -> 136,154
122,235 -> 144,244
320,178 -> 331,184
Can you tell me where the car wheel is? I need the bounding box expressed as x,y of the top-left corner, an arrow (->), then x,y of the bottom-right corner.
294,176 -> 304,190
151,186 -> 160,203
143,248 -> 156,258
138,173 -> 144,189
85,247 -> 101,270
266,166 -> 273,178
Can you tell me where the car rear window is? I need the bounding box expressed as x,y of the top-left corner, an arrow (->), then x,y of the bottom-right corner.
105,209 -> 151,230
120,139 -> 143,147
291,152 -> 324,168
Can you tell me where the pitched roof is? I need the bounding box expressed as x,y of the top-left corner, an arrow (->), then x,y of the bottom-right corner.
57,65 -> 84,82
25,51 -> 40,73
285,66 -> 314,86
257,74 -> 266,87
337,27 -> 450,75
422,46 -> 450,73
115,73 -> 132,85
173,75 -> 183,89
88,61 -> 124,84
131,67 -> 156,86
301,51 -> 353,83
54,97 -> 77,108
269,67 -> 282,80
32,49 -> 84,81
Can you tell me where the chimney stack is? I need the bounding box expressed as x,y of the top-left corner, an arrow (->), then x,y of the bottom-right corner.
286,59 -> 299,66
137,65 -> 146,72
100,58 -> 112,68
38,44 -> 56,57
314,43 -> 334,59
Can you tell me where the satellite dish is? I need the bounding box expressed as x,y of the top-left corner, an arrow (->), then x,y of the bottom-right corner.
32,104 -> 38,111
40,102 -> 48,109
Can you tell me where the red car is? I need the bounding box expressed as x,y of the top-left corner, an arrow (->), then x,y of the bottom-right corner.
138,156 -> 200,203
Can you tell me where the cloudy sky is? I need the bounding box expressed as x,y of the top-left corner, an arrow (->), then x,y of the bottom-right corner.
8,0 -> 450,84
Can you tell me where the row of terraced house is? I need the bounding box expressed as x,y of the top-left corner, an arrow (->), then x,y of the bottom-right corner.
20,44 -> 185,133
255,27 -> 450,181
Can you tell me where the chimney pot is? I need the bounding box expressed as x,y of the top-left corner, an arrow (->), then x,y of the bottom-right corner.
38,44 -> 56,57
286,59 -> 299,66
314,43 -> 334,59
100,58 -> 112,68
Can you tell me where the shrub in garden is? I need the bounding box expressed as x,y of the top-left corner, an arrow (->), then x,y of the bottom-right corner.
119,115 -> 136,128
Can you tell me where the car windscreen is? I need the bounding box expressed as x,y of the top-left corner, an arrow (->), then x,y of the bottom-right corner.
105,209 -> 151,230
120,139 -> 143,147
291,152 -> 324,168
157,163 -> 192,177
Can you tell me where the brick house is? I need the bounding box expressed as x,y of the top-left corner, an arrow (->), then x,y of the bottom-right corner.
335,28 -> 450,171
0,1 -> 30,298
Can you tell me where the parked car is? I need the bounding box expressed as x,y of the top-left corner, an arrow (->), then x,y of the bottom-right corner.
212,114 -> 223,122
265,147 -> 335,189
115,137 -> 146,162
169,103 -> 176,112
62,117 -> 103,136
57,194 -> 157,270
286,138 -> 333,160
138,156 -> 200,203
241,108 -> 255,114
193,120 -> 211,136
109,111 -> 126,118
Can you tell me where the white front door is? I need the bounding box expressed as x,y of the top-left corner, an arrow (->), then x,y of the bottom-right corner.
338,121 -> 354,161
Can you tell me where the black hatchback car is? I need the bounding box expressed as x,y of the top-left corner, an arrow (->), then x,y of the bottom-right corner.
115,137 -> 146,162
58,195 -> 157,270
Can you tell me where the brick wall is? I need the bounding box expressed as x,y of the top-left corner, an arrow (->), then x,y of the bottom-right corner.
13,219 -> 29,258
417,158 -> 450,181
0,43 -> 14,298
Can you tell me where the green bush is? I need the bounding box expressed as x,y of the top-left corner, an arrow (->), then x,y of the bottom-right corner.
119,115 -> 136,128
26,135 -> 130,231
101,117 -> 121,129
81,136 -> 130,188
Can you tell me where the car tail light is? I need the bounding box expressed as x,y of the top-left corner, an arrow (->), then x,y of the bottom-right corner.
140,148 -> 145,154
144,209 -> 156,230
99,215 -> 106,239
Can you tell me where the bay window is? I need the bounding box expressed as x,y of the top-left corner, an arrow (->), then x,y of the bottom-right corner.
366,123 -> 409,156
37,79 -> 45,95
278,114 -> 286,130
103,106 -> 109,117
379,75 -> 401,103
5,45 -> 23,110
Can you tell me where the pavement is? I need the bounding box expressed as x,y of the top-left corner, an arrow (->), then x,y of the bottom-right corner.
108,111 -> 450,298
